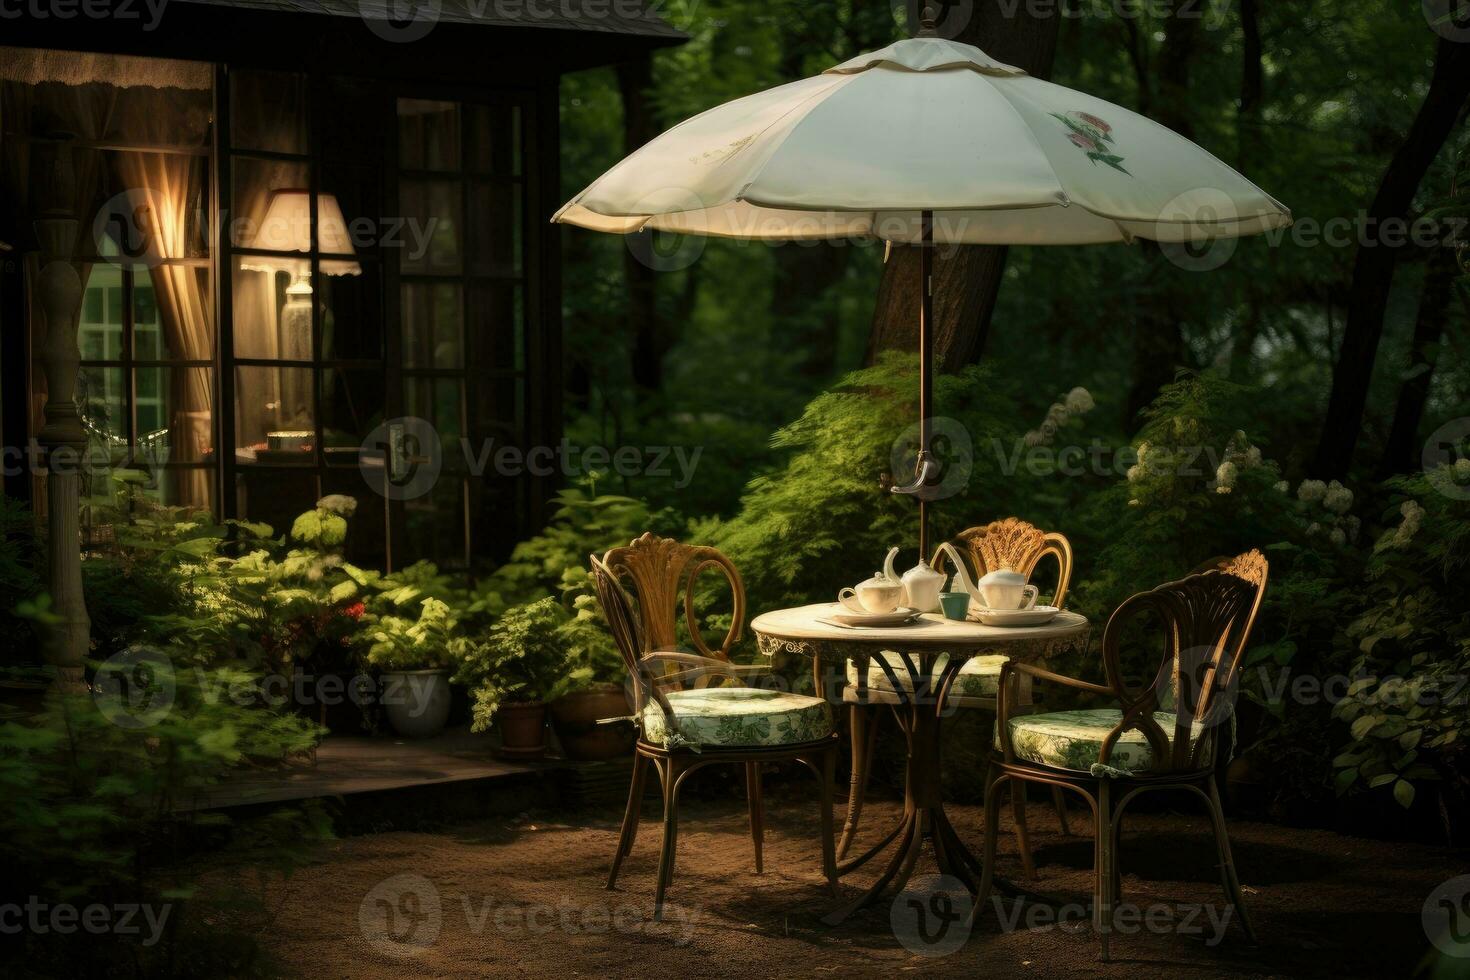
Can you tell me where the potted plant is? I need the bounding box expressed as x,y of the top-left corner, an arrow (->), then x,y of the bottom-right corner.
546,587 -> 634,761
359,595 -> 460,738
454,596 -> 573,758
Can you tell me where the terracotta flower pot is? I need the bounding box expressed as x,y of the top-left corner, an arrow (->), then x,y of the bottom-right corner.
496,700 -> 549,759
550,687 -> 634,761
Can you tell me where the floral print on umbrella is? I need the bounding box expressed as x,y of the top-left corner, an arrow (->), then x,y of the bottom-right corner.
1053,111 -> 1130,175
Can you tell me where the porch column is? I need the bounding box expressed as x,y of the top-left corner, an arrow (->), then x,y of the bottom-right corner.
31,131 -> 90,693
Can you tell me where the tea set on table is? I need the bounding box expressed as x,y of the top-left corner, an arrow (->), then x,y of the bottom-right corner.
832,545 -> 1061,628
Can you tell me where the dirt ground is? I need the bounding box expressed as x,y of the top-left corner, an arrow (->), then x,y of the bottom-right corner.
232,787 -> 1466,979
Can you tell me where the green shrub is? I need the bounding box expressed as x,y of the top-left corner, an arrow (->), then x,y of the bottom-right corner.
453,596 -> 578,729
1331,472 -> 1470,820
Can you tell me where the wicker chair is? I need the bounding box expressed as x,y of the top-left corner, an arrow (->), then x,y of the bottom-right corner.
591,535 -> 839,919
969,549 -> 1268,959
840,517 -> 1074,876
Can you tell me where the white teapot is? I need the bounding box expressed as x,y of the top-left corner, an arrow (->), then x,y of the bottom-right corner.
881,546 -> 945,613
838,561 -> 905,614
935,542 -> 1038,614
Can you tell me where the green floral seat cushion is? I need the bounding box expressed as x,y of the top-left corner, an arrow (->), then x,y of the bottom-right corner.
641,688 -> 834,749
997,708 -> 1213,776
845,652 -> 1010,700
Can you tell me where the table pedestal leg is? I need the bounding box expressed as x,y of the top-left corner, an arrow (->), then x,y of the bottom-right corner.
823,700 -> 984,924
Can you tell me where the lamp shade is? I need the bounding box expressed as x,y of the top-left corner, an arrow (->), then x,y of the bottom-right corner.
241,189 -> 361,276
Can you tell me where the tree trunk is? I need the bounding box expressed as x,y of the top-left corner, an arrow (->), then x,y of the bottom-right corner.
1237,0 -> 1263,173
617,56 -> 668,394
1227,0 -> 1264,381
1378,255 -> 1458,477
864,0 -> 1060,372
1311,35 -> 1470,478
1124,2 -> 1201,425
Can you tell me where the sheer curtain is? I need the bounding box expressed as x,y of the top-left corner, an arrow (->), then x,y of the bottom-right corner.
111,86 -> 213,505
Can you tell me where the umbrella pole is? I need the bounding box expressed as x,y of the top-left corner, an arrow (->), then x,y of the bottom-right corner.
918,209 -> 934,559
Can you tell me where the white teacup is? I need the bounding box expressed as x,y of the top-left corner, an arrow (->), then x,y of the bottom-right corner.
977,582 -> 1039,611
838,582 -> 903,614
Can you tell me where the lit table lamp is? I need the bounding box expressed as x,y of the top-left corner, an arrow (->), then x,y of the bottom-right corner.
240,190 -> 361,443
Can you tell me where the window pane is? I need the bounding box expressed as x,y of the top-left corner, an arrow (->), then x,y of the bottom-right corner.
467,282 -> 522,372
320,263 -> 383,361
468,180 -> 521,277
77,365 -> 127,457
133,264 -> 213,360
464,103 -> 520,175
320,368 -> 385,454
321,164 -> 378,258
401,281 -> 463,369
232,71 -> 309,155
397,99 -> 460,171
91,152 -> 211,266
232,158 -> 311,250
402,479 -> 467,567
134,366 -> 213,467
404,377 -> 463,446
476,375 -> 522,442
235,365 -> 314,462
232,257 -> 313,361
398,178 -> 461,274
78,266 -> 125,360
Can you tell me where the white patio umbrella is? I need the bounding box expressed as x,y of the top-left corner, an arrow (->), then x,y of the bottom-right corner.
555,16 -> 1290,554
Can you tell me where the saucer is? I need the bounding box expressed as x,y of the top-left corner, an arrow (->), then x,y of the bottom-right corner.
971,605 -> 1061,627
829,605 -> 921,628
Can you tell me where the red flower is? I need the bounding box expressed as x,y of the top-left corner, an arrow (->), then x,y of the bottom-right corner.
342,601 -> 366,620
1068,131 -> 1099,152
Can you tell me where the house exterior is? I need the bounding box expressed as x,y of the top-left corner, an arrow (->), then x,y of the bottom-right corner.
1,0 -> 683,574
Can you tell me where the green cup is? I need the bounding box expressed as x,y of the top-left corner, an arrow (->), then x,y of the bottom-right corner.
938,592 -> 970,621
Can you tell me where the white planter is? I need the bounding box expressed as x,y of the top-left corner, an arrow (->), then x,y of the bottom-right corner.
381,669 -> 451,738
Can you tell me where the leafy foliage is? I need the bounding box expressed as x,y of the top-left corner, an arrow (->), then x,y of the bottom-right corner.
1332,473 -> 1470,812
453,596 -> 576,728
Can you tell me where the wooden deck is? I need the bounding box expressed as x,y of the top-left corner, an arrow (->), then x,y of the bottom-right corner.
184,729 -> 570,812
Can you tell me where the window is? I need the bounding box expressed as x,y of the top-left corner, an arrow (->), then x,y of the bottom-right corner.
0,48 -> 217,515
396,96 -> 528,566
225,70 -> 389,566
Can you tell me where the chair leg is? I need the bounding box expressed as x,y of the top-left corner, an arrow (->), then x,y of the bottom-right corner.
1051,785 -> 1073,836
1011,778 -> 1037,879
745,761 -> 765,874
1095,778 -> 1115,962
1206,775 -> 1257,943
838,703 -> 879,860
964,763 -> 1005,931
654,757 -> 685,921
606,752 -> 648,890
815,746 -> 839,896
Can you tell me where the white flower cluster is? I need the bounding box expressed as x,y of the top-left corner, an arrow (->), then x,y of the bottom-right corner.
1024,386 -> 1096,446
1210,432 -> 1264,494
317,494 -> 358,516
1376,500 -> 1425,552
1294,478 -> 1358,545
1124,440 -> 1152,484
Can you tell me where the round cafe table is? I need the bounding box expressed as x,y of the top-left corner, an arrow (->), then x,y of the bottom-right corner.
751,602 -> 1090,924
